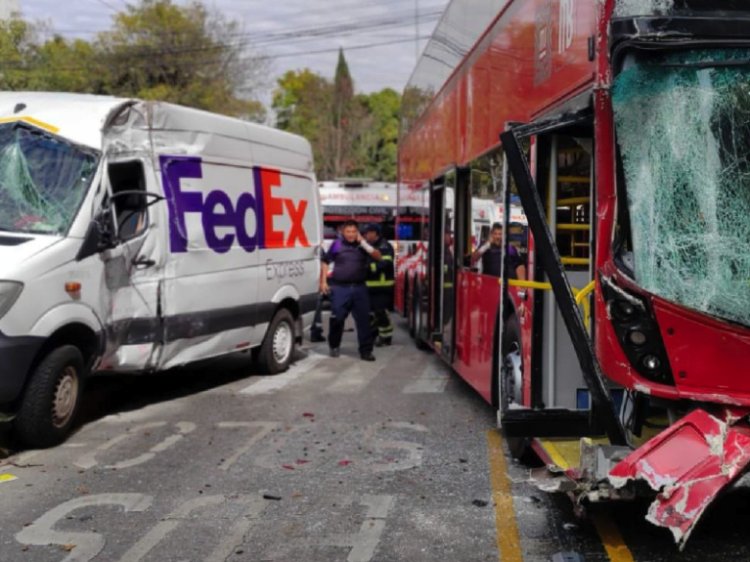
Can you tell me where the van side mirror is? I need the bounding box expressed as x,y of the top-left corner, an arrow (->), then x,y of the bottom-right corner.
75,212 -> 116,262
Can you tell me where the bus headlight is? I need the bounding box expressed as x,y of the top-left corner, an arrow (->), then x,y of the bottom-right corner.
0,281 -> 23,320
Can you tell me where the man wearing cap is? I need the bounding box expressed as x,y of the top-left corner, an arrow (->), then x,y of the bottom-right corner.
320,219 -> 382,361
364,224 -> 396,347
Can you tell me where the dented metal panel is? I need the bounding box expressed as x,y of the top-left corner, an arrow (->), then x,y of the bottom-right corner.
609,408 -> 750,548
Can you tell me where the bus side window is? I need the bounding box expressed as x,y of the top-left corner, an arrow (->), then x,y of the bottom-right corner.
109,160 -> 148,240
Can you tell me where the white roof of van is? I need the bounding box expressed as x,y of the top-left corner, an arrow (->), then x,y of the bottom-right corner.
0,92 -> 130,148
0,92 -> 312,166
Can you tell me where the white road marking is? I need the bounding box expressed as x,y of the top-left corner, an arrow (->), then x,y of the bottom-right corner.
16,493 -> 152,562
318,495 -> 395,562
0,449 -> 43,472
239,351 -> 328,395
216,421 -> 281,471
402,362 -> 451,394
327,345 -> 401,394
74,422 -> 196,470
205,495 -> 267,562
118,495 -> 266,562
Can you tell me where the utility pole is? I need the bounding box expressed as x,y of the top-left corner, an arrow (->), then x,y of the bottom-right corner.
414,0 -> 420,62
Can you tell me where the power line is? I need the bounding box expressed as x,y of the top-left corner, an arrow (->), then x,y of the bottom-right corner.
0,35 -> 433,73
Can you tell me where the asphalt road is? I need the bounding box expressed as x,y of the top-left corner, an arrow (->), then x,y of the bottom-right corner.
1,323 -> 750,562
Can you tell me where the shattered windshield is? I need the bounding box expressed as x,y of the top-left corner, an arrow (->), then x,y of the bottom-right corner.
613,48 -> 750,326
0,123 -> 98,235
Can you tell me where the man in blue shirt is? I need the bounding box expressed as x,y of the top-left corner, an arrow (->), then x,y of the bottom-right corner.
320,220 -> 382,361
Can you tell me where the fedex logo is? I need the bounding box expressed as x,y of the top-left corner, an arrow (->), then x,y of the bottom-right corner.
160,156 -> 310,254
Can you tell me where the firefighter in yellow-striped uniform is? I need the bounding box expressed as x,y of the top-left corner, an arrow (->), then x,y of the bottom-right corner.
364,224 -> 395,347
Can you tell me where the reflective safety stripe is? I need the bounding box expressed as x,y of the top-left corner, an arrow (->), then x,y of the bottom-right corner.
367,279 -> 395,288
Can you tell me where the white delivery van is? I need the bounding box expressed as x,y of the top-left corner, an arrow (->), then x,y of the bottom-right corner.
0,92 -> 321,447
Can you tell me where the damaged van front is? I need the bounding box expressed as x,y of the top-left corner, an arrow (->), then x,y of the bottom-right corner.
0,94 -> 140,447
594,0 -> 750,547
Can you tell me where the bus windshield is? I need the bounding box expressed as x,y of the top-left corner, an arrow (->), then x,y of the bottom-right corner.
613,48 -> 750,326
0,124 -> 98,236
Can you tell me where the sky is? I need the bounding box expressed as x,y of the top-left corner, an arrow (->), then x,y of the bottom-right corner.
21,0 -> 451,98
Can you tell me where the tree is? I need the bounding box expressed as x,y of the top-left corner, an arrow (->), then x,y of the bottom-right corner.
358,88 -> 400,181
0,18 -> 39,91
273,65 -> 402,181
97,0 -> 266,120
32,36 -> 103,93
272,69 -> 334,178
332,48 -> 357,178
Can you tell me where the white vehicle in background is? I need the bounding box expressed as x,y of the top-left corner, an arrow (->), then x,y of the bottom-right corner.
0,92 -> 321,447
319,180 -> 423,248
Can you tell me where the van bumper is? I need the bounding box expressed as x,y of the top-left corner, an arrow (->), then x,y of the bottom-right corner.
0,332 -> 43,405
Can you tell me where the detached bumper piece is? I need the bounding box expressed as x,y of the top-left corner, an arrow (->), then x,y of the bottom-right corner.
609,408 -> 750,549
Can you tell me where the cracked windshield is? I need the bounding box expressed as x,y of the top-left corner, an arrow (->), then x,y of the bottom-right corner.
0,124 -> 98,235
613,48 -> 750,326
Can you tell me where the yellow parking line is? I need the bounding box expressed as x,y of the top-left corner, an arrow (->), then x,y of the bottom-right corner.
592,511 -> 636,562
487,430 -> 524,562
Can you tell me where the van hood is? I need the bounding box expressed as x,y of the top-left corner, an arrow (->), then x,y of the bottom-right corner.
0,233 -> 64,277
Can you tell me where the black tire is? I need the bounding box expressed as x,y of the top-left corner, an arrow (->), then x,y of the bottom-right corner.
256,308 -> 296,374
407,280 -> 416,338
499,314 -> 535,463
14,345 -> 85,448
413,285 -> 431,351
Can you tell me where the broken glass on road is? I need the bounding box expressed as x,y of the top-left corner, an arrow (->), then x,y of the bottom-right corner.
613,48 -> 750,326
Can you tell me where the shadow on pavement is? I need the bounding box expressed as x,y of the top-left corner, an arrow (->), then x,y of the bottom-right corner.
0,347 -> 309,456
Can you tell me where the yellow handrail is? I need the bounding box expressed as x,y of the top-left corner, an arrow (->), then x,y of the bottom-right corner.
557,224 -> 590,231
574,280 -> 596,306
504,278 -> 596,330
558,176 -> 590,184
557,196 -> 591,206
561,257 -> 590,266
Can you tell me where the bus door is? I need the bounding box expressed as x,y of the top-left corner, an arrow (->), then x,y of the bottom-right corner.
426,173 -> 455,357
541,135 -> 597,412
499,113 -> 627,449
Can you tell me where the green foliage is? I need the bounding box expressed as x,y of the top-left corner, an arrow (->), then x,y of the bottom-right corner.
0,0 -> 265,120
273,62 -> 401,181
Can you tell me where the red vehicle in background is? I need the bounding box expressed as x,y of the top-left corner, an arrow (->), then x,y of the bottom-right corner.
399,0 -> 750,547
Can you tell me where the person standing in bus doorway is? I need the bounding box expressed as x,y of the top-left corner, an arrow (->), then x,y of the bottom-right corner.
472,222 -> 526,280
364,224 -> 395,347
320,220 -> 382,361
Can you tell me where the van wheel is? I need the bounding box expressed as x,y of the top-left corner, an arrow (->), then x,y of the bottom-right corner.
256,308 -> 295,374
14,345 -> 85,448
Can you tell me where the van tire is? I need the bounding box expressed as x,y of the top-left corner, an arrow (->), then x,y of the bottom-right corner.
14,345 -> 85,448
256,308 -> 296,374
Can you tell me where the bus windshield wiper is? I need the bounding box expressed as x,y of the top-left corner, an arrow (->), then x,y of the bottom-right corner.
659,59 -> 750,69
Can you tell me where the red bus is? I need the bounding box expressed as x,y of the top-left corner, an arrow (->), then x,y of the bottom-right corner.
399,0 -> 750,546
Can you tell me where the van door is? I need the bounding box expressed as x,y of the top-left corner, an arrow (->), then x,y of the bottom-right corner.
157,156 -> 261,368
100,159 -> 164,371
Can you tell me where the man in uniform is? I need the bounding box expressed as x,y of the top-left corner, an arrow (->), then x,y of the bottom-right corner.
320,220 -> 381,361
364,224 -> 395,347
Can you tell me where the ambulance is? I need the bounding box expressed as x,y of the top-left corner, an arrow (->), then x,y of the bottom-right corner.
0,93 -> 321,447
